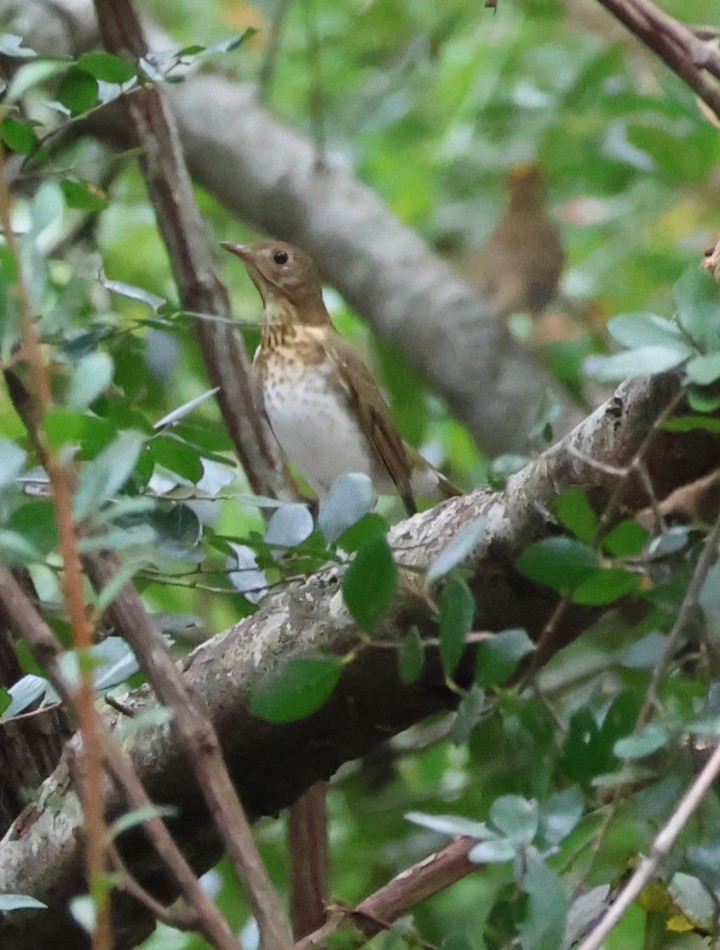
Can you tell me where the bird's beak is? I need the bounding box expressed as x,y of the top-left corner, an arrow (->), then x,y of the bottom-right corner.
220,241 -> 252,262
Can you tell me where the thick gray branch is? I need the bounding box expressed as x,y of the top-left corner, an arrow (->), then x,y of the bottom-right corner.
9,0 -> 582,454
1,370 -> 717,949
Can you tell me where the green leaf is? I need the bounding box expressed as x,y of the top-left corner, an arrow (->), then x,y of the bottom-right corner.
687,353 -> 720,387
673,266 -> 720,350
405,811 -> 490,840
469,837 -> 517,864
57,67 -> 99,115
0,894 -> 47,911
689,386 -> 720,413
77,51 -> 136,83
518,857 -> 568,950
148,505 -> 200,557
334,512 -> 389,553
60,179 -> 108,212
102,277 -> 166,312
439,576 -> 475,676
668,872 -> 714,930
73,431 -> 144,522
250,656 -> 344,722
451,683 -> 485,744
69,895 -> 95,934
516,537 -> 599,592
475,628 -> 534,688
227,543 -> 268,603
265,504 -> 314,549
538,787 -> 583,847
614,723 -> 669,759
607,312 -> 684,349
490,795 -> 538,845
318,472 -> 375,544
110,804 -> 177,839
66,352 -> 114,410
7,501 -> 58,555
150,435 -> 203,483
426,516 -> 487,583
583,344 -> 691,382
42,409 -> 115,456
553,487 -> 598,544
601,520 -> 648,557
0,439 -> 26,489
343,534 -> 397,629
153,388 -> 220,430
572,567 -> 641,605
0,34 -> 36,58
441,936 -> 476,950
620,632 -> 667,669
0,530 -> 42,566
398,626 -> 425,684
2,117 -> 36,155
3,674 -> 48,718
664,415 -> 720,433
92,637 -> 140,691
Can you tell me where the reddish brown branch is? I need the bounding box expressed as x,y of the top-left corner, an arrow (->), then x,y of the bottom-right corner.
91,0 -> 292,501
297,837 -> 479,949
83,550 -> 293,950
288,784 -> 329,938
0,143 -> 112,950
594,0 -> 720,120
0,568 -> 241,950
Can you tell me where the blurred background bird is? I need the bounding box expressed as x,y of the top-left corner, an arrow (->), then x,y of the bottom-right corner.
460,162 -> 565,321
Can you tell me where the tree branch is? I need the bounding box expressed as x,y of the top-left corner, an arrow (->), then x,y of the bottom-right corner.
593,0 -> 720,120
1,369 -> 717,949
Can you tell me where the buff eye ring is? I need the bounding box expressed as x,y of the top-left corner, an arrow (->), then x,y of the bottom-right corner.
273,249 -> 289,265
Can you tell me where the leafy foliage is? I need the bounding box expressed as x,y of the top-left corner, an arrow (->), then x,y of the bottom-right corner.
2,2 -> 720,949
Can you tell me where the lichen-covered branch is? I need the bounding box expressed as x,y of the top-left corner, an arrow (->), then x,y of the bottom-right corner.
1,369 -> 716,950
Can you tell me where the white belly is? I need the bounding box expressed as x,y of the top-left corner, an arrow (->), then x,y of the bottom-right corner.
264,370 -> 377,495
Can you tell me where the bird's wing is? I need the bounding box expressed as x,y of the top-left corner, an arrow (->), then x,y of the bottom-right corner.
325,335 -> 417,516
251,345 -> 276,442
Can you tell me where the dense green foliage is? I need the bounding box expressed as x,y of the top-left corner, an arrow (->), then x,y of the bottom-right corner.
2,1 -> 720,948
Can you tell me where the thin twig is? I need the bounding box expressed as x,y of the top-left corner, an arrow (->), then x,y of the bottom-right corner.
302,0 -> 326,167
0,143 -> 112,950
258,0 -> 293,103
578,736 -> 720,950
83,550 -> 294,950
594,0 -> 720,120
296,837 -> 480,950
0,568 -> 242,950
636,510 -> 720,730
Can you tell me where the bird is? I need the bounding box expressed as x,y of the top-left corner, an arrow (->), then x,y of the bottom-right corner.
221,239 -> 461,516
461,162 -> 565,319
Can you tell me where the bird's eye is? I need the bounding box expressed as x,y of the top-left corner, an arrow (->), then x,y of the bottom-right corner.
273,249 -> 289,265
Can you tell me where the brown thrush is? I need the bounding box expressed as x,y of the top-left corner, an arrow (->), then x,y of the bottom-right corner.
461,162 -> 565,319
221,240 -> 461,515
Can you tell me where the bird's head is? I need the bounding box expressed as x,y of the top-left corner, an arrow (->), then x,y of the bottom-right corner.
221,240 -> 327,324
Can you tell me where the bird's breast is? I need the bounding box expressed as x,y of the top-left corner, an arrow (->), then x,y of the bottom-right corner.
260,353 -> 378,495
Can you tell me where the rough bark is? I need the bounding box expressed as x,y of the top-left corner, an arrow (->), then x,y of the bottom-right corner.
0,370 -> 716,949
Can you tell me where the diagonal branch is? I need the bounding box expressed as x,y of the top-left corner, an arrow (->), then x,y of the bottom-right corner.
594,0 -> 720,120
90,0 -> 291,501
2,368 -> 719,949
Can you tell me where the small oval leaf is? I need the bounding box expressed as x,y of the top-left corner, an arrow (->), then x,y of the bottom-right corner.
426,516 -> 487,584
343,534 -> 397,629
264,503 -> 313,549
250,656 -> 344,723
319,472 -> 374,544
